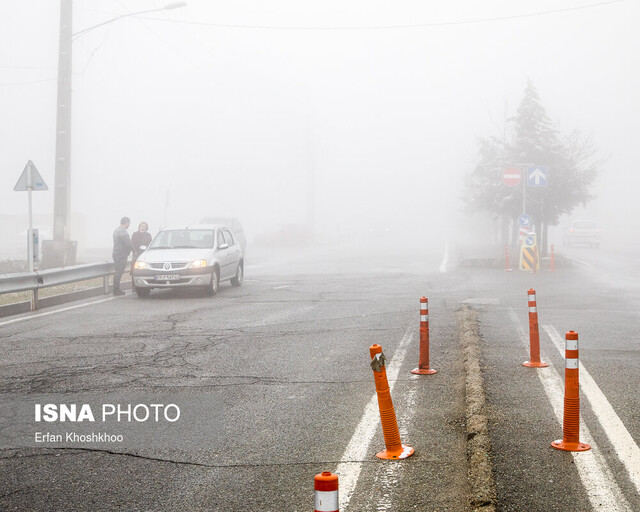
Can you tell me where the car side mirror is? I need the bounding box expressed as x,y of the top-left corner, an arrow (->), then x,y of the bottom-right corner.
218,243 -> 229,250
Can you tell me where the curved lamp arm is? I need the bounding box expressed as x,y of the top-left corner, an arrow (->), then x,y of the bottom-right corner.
72,2 -> 186,40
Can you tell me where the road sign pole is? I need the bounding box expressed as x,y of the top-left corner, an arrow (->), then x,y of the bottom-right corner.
14,161 -> 48,271
27,165 -> 34,273
522,165 -> 526,216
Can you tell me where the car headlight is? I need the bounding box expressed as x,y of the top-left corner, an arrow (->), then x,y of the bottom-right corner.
189,259 -> 208,268
134,261 -> 148,270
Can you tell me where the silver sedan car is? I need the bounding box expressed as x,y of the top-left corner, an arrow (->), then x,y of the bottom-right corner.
131,224 -> 244,297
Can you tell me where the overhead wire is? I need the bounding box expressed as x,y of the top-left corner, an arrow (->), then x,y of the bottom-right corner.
110,0 -> 208,70
134,0 -> 624,31
0,78 -> 57,87
0,65 -> 58,71
0,0 -> 626,86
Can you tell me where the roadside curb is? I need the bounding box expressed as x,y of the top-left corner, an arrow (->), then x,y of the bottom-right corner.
458,305 -> 497,511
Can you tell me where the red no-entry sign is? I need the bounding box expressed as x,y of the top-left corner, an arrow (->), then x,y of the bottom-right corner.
503,167 -> 521,187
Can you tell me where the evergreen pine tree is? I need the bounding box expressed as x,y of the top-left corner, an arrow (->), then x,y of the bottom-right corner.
464,80 -> 602,255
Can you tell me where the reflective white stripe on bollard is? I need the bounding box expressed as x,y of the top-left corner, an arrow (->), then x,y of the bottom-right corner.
314,490 -> 339,512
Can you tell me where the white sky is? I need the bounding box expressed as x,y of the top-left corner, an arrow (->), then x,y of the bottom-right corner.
0,0 -> 638,248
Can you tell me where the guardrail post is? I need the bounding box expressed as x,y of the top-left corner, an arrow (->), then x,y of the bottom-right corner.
31,288 -> 38,311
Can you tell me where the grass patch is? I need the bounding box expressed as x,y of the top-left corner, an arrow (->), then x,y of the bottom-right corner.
0,259 -> 132,308
0,277 -> 124,307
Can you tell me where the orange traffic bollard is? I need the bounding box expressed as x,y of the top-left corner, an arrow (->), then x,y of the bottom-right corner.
504,244 -> 513,272
314,471 -> 339,512
549,244 -> 556,272
411,297 -> 437,375
552,331 -> 591,452
370,344 -> 414,459
523,289 -> 548,368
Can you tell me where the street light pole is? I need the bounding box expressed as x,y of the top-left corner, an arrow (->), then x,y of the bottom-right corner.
46,1 -> 186,267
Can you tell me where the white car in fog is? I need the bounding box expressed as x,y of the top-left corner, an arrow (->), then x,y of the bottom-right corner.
131,224 -> 244,297
563,220 -> 601,247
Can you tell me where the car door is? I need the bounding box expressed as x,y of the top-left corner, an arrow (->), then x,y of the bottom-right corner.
216,229 -> 232,280
223,229 -> 241,273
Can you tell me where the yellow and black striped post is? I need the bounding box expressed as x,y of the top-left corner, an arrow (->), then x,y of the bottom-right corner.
519,232 -> 539,272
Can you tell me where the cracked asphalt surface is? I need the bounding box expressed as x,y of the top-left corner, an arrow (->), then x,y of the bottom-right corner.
1,245 -> 472,511
2,242 -> 640,511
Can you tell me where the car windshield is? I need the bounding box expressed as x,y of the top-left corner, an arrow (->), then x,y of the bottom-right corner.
149,230 -> 215,249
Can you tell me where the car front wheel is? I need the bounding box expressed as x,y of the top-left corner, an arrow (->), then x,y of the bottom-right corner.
231,262 -> 243,287
206,268 -> 220,296
135,287 -> 151,298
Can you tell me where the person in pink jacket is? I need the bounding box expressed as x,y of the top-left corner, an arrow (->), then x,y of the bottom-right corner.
130,221 -> 152,276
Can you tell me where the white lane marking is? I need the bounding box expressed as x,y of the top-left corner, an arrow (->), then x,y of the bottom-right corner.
508,310 -> 631,511
537,358 -> 630,510
372,384 -> 418,511
568,256 -> 595,268
246,259 -> 291,271
273,285 -> 291,289
544,324 -> 640,497
0,296 -> 115,328
439,243 -> 449,273
336,324 -> 415,511
463,298 -> 500,305
249,305 -> 315,327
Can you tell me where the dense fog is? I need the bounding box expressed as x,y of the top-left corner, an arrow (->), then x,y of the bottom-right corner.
1,0 -> 638,257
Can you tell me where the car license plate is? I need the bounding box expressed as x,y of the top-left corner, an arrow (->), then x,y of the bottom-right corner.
155,275 -> 179,280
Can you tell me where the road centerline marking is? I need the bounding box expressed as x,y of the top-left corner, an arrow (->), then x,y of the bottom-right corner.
335,324 -> 415,511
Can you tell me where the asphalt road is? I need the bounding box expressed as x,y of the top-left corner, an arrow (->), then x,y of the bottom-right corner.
1,241 -> 640,511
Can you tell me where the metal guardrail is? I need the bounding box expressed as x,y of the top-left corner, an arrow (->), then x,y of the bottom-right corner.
0,261 -> 115,316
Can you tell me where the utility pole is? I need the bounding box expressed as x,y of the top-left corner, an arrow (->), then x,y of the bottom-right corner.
53,0 -> 72,243
44,0 -> 74,268
304,98 -> 318,240
306,126 -> 316,237
44,1 -> 186,268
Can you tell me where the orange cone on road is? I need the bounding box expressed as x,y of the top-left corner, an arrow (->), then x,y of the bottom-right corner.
504,244 -> 513,272
523,289 -> 548,368
552,331 -> 591,452
370,344 -> 414,459
314,471 -> 339,512
411,297 -> 436,375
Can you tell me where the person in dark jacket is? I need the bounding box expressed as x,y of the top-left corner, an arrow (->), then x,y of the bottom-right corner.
130,221 -> 152,275
112,216 -> 133,296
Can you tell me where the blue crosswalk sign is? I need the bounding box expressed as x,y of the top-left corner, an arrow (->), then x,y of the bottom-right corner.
527,166 -> 548,187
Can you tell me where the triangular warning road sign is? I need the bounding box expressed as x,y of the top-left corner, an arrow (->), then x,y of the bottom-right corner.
14,160 -> 48,191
